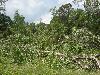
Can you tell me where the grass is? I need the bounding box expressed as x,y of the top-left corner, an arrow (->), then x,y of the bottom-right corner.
0,58 -> 100,75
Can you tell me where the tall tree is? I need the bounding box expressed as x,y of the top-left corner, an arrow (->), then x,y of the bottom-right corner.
74,0 -> 100,35
13,10 -> 25,25
0,13 -> 12,31
0,13 -> 12,38
12,10 -> 26,34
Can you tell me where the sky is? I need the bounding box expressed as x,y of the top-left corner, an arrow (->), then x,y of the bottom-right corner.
5,0 -> 84,24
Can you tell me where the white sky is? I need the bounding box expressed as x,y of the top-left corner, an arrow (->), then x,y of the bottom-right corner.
5,0 -> 83,24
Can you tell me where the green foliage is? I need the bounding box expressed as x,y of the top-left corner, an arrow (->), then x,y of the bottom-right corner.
0,0 -> 100,74
13,10 -> 25,25
0,13 -> 12,38
0,13 -> 12,31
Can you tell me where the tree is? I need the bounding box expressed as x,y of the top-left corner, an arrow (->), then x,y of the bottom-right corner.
51,3 -> 72,24
13,10 -> 25,25
12,10 -> 26,34
0,13 -> 12,38
30,22 -> 36,34
0,13 -> 12,31
74,0 -> 100,35
50,3 -> 74,35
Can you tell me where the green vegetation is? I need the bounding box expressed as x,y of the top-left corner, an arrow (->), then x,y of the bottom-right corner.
0,0 -> 100,75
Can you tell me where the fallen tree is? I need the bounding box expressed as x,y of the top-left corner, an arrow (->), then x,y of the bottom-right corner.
38,51 -> 100,70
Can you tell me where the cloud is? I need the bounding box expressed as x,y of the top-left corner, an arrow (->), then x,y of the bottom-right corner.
40,13 -> 53,24
6,0 -> 58,23
5,0 -> 83,24
58,0 -> 72,5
